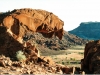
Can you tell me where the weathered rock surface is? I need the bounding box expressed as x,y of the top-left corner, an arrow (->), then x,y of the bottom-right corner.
1,8 -> 64,42
0,8 -> 64,59
81,40 -> 100,74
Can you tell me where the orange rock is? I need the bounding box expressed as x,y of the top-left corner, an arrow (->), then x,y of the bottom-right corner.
2,8 -> 64,43
0,8 -> 64,60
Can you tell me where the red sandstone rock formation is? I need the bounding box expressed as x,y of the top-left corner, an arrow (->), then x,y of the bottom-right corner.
0,8 -> 64,60
2,8 -> 64,43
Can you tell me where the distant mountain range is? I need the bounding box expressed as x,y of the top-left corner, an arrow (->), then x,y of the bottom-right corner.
68,22 -> 100,40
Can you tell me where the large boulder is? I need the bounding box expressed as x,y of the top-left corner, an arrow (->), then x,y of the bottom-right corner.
0,8 -> 64,61
1,8 -> 64,43
81,40 -> 100,74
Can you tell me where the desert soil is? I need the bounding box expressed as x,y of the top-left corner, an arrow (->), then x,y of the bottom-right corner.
50,49 -> 84,67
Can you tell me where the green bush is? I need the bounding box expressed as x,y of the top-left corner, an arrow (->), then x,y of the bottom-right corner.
70,58 -> 76,61
67,61 -> 70,65
78,52 -> 84,55
62,61 -> 65,65
16,50 -> 26,61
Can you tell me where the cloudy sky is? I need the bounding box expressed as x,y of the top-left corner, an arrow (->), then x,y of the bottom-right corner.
0,0 -> 100,31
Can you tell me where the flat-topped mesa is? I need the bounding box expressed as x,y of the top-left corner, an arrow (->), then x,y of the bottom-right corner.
2,8 -> 64,43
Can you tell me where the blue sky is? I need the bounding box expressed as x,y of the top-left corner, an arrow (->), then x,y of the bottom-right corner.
0,0 -> 100,31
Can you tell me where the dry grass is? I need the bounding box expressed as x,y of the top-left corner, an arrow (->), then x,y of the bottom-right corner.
41,45 -> 85,67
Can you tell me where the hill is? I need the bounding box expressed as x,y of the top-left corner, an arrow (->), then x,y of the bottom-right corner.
68,22 -> 100,40
23,30 -> 88,51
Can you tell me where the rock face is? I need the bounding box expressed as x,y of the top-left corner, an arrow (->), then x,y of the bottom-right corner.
0,8 -> 64,60
69,22 -> 100,40
81,40 -> 100,74
0,26 -> 23,59
0,8 -> 64,43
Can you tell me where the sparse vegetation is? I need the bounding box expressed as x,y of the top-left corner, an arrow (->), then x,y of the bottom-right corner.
78,52 -> 84,55
69,45 -> 85,50
70,58 -> 76,61
44,45 -> 84,67
40,48 -> 66,56
62,61 -> 65,65
16,50 -> 26,61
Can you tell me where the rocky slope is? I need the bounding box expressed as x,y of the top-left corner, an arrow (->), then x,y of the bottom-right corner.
24,31 -> 88,51
69,22 -> 100,40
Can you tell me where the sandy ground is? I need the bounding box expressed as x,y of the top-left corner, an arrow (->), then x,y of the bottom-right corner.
55,53 -> 83,60
50,49 -> 84,67
51,49 -> 84,60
